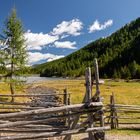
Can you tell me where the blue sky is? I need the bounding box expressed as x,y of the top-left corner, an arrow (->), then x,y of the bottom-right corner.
0,0 -> 140,65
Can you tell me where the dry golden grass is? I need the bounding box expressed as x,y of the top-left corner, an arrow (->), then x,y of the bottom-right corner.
0,82 -> 29,103
0,79 -> 140,105
34,79 -> 140,105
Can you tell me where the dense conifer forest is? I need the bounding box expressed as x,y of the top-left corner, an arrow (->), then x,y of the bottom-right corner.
34,17 -> 140,79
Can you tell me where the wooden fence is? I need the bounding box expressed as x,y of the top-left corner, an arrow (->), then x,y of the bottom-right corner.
0,58 -> 110,140
105,93 -> 140,129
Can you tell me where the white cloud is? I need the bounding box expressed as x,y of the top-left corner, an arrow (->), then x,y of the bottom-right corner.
24,30 -> 59,50
24,18 -> 83,51
54,41 -> 77,49
28,52 -> 64,64
88,19 -> 113,33
51,19 -> 83,36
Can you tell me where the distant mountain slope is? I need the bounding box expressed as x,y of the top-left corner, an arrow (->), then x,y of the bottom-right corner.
34,17 -> 140,79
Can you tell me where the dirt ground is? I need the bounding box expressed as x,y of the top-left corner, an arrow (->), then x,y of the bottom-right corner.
72,133 -> 140,140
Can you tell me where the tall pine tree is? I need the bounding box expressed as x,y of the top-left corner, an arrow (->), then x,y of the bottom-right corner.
0,8 -> 27,102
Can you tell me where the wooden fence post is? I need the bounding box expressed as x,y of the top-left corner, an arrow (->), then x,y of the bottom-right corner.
64,65 -> 106,140
85,67 -> 95,140
110,93 -> 118,129
94,58 -> 104,127
93,58 -> 105,140
64,67 -> 94,140
93,58 -> 100,102
85,67 -> 92,104
63,88 -> 68,105
63,88 -> 70,127
67,92 -> 71,129
68,93 -> 71,105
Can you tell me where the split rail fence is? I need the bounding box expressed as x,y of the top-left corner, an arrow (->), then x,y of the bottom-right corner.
105,93 -> 140,129
0,59 -> 109,140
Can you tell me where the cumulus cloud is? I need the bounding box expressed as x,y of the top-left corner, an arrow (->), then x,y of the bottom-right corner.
24,30 -> 59,50
88,19 -> 113,33
54,41 -> 77,49
28,52 -> 64,64
51,19 -> 83,36
24,19 -> 83,50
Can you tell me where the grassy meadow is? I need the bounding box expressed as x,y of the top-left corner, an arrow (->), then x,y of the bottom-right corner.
0,79 -> 140,106
0,79 -> 140,135
33,79 -> 140,105
0,79 -> 140,105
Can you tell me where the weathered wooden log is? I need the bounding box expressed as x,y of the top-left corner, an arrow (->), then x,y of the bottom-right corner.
115,122 -> 140,124
115,110 -> 140,113
0,109 -> 102,128
16,124 -> 67,128
0,107 -> 45,110
0,108 -> 101,122
0,120 -> 9,124
107,107 -> 140,111
0,127 -> 68,133
107,104 -> 140,108
0,102 -> 102,119
0,101 -> 31,105
0,101 -> 61,107
0,126 -> 110,140
0,94 -> 66,97
105,116 -> 140,119
115,107 -> 140,110
117,116 -> 140,119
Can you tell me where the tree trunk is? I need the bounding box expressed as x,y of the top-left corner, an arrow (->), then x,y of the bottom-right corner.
10,53 -> 15,102
10,81 -> 15,102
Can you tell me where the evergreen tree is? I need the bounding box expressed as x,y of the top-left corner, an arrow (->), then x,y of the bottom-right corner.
0,8 -> 27,102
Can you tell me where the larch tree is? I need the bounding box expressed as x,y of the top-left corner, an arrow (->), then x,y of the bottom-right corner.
0,8 -> 28,102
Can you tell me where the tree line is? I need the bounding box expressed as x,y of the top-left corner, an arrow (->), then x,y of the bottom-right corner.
34,17 -> 140,79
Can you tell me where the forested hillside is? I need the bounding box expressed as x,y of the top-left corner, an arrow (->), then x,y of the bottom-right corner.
34,17 -> 140,79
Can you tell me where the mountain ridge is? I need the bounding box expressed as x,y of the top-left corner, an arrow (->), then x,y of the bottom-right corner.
34,17 -> 140,79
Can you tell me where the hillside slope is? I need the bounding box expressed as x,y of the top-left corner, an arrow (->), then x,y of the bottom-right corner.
34,17 -> 140,79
